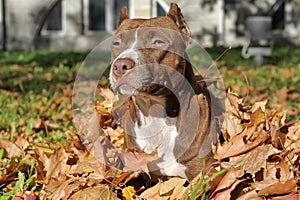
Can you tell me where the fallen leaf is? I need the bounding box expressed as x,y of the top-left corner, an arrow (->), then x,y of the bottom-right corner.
211,167 -> 243,197
0,139 -> 22,158
140,180 -> 169,200
258,178 -> 297,195
222,114 -> 243,138
69,185 -> 118,200
122,186 -> 137,200
122,150 -> 158,176
243,144 -> 279,177
215,124 -> 268,160
276,87 -> 288,105
49,177 -> 112,200
13,192 -> 36,200
159,177 -> 186,197
236,190 -> 260,200
34,148 -> 69,184
251,100 -> 268,113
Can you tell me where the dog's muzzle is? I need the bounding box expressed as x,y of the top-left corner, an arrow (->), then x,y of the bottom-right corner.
112,58 -> 136,78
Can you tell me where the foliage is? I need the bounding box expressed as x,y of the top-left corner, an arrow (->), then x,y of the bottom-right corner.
0,48 -> 299,199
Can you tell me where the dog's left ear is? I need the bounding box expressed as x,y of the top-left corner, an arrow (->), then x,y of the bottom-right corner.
167,3 -> 191,39
118,7 -> 129,27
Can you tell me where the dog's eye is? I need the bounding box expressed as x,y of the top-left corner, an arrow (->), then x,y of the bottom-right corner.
113,41 -> 120,46
153,40 -> 165,45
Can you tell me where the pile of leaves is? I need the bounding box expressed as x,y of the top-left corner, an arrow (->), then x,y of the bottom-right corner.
3,86 -> 299,199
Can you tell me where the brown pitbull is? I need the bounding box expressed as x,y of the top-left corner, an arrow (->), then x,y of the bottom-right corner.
109,3 -> 220,180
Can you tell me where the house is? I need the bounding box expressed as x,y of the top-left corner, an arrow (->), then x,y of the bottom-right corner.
0,0 -> 299,50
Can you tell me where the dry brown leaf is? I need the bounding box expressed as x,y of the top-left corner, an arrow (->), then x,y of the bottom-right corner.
236,190 -> 261,200
49,178 -> 107,200
70,159 -> 117,180
269,110 -> 287,128
215,124 -> 268,160
243,144 -> 279,177
211,167 -> 243,197
34,148 -> 69,184
276,159 -> 294,182
276,87 -> 288,105
222,114 -> 243,138
122,150 -> 158,176
245,107 -> 266,128
268,193 -> 299,200
159,177 -> 186,197
104,127 -> 124,148
225,92 -> 245,119
99,88 -> 116,106
13,192 -> 36,200
251,100 -> 268,113
69,185 -> 118,200
140,180 -> 169,200
211,179 -> 246,200
285,121 -> 300,153
0,138 -> 26,158
258,178 -> 297,195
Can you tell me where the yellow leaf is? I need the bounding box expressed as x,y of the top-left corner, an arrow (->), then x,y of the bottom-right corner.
122,186 -> 137,200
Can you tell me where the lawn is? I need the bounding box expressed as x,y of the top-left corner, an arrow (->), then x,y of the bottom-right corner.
0,46 -> 299,199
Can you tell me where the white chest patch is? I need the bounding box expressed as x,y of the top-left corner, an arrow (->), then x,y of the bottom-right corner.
133,110 -> 187,179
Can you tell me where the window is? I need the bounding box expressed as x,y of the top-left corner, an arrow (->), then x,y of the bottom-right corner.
46,1 -> 63,31
85,0 -> 129,33
88,0 -> 106,31
113,0 -> 129,29
156,2 -> 166,17
151,0 -> 168,17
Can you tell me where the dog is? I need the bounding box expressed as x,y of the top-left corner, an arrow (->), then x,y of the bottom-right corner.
109,3 -> 220,180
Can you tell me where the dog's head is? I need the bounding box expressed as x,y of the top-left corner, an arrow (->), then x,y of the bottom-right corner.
109,3 -> 201,97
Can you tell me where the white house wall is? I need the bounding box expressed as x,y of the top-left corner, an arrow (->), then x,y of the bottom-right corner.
1,0 -> 299,50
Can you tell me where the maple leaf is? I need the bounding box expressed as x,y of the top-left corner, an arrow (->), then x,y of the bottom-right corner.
34,148 -> 69,184
215,123 -> 268,160
122,149 -> 158,176
243,144 -> 279,177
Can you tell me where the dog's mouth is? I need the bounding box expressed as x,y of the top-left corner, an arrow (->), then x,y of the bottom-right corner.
137,83 -> 164,94
115,82 -> 165,96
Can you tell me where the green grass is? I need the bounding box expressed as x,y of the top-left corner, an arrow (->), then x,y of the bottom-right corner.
0,51 -> 85,151
1,47 -> 300,136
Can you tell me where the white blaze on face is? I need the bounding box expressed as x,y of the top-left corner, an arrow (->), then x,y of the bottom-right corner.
110,28 -> 141,89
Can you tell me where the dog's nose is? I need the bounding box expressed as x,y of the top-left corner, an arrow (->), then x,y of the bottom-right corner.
112,58 -> 135,77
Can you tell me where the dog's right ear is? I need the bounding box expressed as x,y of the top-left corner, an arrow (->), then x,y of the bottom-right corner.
167,3 -> 191,38
118,7 -> 129,27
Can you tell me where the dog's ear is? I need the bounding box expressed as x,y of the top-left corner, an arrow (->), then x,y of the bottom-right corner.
167,3 -> 191,39
118,7 -> 129,27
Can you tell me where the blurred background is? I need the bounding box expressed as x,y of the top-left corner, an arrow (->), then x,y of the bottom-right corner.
1,0 -> 299,51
